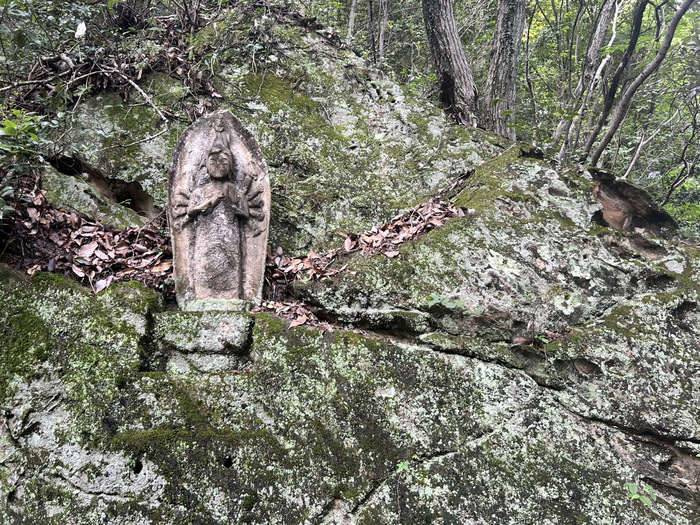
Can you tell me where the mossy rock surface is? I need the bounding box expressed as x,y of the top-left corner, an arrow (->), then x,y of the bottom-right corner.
54,82 -> 186,210
3,9 -> 700,525
48,11 -> 504,252
1,265 -> 699,523
41,165 -> 147,229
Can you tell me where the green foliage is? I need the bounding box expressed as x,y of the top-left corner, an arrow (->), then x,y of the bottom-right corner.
0,184 -> 13,220
397,454 -> 418,472
0,0 -> 101,76
665,201 -> 700,238
0,109 -> 44,222
625,482 -> 657,506
426,294 -> 465,310
0,108 -> 40,148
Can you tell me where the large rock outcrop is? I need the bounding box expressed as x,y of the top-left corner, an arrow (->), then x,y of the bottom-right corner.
2,7 -> 699,525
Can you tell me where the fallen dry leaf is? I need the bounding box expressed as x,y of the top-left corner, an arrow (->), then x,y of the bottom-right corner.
151,261 -> 172,273
289,315 -> 308,328
77,240 -> 99,258
267,197 -> 465,286
344,237 -> 354,252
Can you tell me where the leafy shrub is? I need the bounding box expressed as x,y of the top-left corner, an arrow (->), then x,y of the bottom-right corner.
0,109 -> 43,223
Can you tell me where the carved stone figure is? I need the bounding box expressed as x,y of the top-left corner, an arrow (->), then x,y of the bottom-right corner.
168,111 -> 270,310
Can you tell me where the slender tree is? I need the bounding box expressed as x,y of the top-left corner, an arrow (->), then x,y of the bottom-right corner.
378,0 -> 392,60
590,0 -> 698,165
367,0 -> 377,63
422,0 -> 478,125
552,0 -> 616,157
482,0 -> 526,140
347,0 -> 358,41
581,0 -> 650,158
661,105 -> 698,205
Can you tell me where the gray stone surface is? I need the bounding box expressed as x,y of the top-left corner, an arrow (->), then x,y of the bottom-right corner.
1,9 -> 699,525
41,165 -> 146,229
2,142 -> 699,523
152,311 -> 253,354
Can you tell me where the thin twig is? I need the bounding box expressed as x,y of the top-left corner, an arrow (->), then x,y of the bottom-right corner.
105,68 -> 170,125
0,69 -> 106,93
0,71 -> 70,93
98,127 -> 169,151
256,69 -> 268,98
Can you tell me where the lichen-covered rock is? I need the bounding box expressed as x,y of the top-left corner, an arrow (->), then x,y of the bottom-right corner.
52,75 -> 188,210
149,311 -> 254,374
3,8 -> 700,525
297,146 -> 697,340
41,165 -> 147,229
47,11 -> 505,253
1,256 -> 699,523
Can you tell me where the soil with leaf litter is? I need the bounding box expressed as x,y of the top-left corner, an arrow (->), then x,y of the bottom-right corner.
0,179 -> 174,299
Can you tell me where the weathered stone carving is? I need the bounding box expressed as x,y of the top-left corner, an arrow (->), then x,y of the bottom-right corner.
168,111 -> 270,310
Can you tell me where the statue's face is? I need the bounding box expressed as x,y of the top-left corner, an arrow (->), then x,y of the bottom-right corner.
207,147 -> 233,180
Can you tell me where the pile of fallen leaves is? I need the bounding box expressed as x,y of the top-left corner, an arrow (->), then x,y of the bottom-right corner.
339,198 -> 471,255
267,198 -> 471,283
2,187 -> 173,297
261,198 -> 471,326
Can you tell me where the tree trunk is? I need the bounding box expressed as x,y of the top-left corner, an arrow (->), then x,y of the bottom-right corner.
347,0 -> 358,42
560,54 -> 612,159
552,0 -> 616,152
574,0 -> 616,100
482,0 -> 526,140
367,0 -> 377,63
590,0 -> 697,166
524,13 -> 540,139
582,0 -> 649,158
661,106 -> 698,205
378,0 -> 391,60
422,0 -> 478,125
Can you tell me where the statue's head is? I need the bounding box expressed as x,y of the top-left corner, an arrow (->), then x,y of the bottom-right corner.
207,144 -> 234,181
